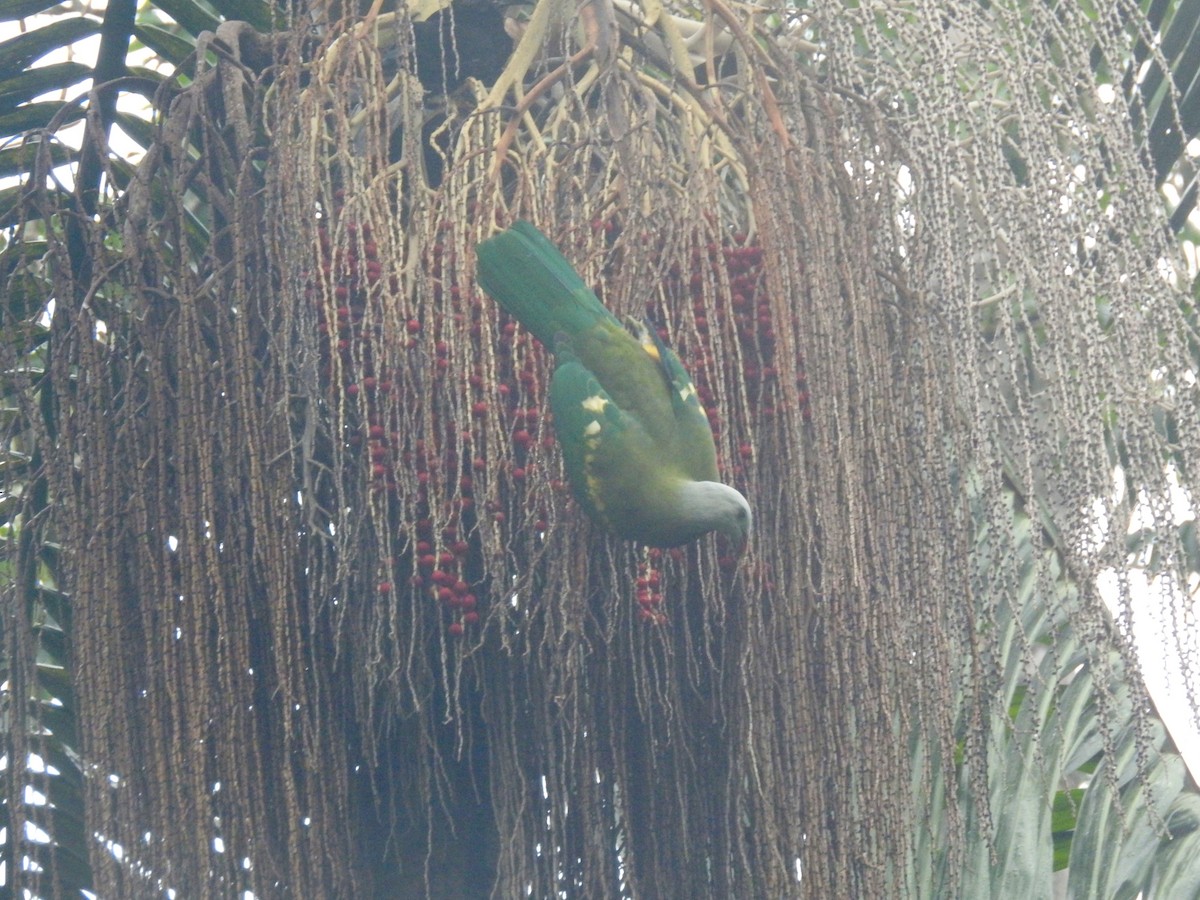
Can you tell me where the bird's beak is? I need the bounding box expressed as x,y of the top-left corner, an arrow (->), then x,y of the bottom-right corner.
720,530 -> 748,560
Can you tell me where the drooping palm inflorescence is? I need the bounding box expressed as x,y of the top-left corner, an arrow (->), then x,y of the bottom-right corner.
4,0 -> 1200,897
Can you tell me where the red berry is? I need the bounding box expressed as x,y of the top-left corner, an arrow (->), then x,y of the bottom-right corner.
407,319 -> 421,334
448,622 -> 465,636
377,581 -> 392,594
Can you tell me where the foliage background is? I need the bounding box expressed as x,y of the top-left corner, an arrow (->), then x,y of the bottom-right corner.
2,0 -> 1200,897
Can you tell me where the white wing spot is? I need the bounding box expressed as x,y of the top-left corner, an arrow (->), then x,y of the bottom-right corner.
584,420 -> 601,436
581,395 -> 608,413
679,384 -> 697,402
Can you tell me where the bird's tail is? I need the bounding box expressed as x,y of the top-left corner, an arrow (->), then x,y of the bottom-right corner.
475,221 -> 617,347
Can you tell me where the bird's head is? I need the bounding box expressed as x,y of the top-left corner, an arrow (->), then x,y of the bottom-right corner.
717,486 -> 752,554
683,481 -> 751,553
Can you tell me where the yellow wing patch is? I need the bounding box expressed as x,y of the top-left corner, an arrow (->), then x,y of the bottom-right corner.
623,315 -> 662,363
582,398 -> 606,511
585,472 -> 604,509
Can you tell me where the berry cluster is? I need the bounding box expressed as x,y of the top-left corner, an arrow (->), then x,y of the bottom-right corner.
314,217 -> 399,497
313,212 -> 488,637
636,553 -> 666,624
661,238 -> 810,441
416,517 -> 479,635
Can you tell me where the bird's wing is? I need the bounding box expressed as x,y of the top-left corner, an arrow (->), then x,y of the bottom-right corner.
583,317 -> 719,485
549,355 -> 642,532
637,320 -> 719,483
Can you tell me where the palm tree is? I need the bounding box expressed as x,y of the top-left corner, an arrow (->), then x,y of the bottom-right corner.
3,0 -> 1200,896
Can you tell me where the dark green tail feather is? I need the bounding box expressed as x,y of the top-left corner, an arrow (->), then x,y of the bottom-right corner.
476,221 -> 619,347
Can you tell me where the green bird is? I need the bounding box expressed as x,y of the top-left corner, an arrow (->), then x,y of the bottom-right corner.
475,221 -> 751,550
